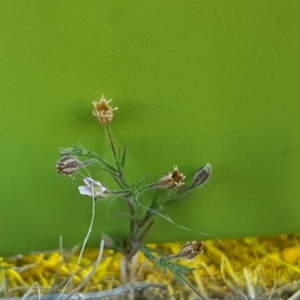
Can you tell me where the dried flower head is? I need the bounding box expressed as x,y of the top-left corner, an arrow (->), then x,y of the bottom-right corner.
78,177 -> 109,200
171,241 -> 204,260
177,241 -> 204,260
56,156 -> 81,175
158,165 -> 185,189
93,95 -> 118,125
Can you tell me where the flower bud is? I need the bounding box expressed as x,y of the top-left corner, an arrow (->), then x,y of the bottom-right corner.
56,157 -> 97,176
93,95 -> 118,126
192,164 -> 212,188
56,156 -> 81,175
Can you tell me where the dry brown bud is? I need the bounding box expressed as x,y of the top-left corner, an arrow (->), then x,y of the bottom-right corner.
172,241 -> 204,260
56,156 -> 81,175
56,157 -> 96,176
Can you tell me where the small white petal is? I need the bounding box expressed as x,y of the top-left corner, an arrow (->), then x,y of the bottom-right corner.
83,177 -> 95,186
78,186 -> 93,196
79,177 -> 108,198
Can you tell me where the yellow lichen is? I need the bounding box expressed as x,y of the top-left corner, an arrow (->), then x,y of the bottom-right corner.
2,235 -> 300,299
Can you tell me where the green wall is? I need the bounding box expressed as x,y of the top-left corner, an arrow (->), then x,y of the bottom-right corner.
1,1 -> 300,256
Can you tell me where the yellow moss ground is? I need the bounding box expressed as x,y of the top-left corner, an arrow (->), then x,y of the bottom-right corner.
1,234 -> 300,299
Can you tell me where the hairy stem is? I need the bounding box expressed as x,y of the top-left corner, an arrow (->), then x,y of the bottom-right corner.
105,125 -> 118,163
138,182 -> 159,193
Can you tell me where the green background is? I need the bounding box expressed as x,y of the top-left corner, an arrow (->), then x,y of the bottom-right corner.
1,1 -> 300,256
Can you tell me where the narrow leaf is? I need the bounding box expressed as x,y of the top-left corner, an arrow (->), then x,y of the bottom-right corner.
136,173 -> 149,189
121,145 -> 127,168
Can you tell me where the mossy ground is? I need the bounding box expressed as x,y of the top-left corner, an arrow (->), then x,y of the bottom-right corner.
1,234 -> 300,299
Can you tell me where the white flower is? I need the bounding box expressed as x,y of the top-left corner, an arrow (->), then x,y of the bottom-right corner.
78,177 -> 109,199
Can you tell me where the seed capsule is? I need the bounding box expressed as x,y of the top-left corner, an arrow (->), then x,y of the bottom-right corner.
56,156 -> 81,175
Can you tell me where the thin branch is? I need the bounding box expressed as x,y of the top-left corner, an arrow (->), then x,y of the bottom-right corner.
4,282 -> 167,300
105,125 -> 118,169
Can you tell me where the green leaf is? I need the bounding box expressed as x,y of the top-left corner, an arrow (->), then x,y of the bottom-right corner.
172,271 -> 186,285
120,145 -> 127,168
71,141 -> 118,173
136,173 -> 149,189
98,167 -> 118,174
121,181 -> 133,190
118,147 -> 122,161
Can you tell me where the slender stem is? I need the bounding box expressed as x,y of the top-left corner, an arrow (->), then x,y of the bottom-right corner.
105,125 -> 126,187
138,182 -> 159,193
57,183 -> 97,300
104,125 -> 152,271
105,125 -> 118,166
79,158 -> 97,166
123,197 -> 136,240
104,125 -> 137,267
110,190 -> 132,196
111,175 -> 124,189
177,184 -> 195,195
138,220 -> 155,244
178,274 -> 208,300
